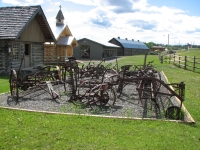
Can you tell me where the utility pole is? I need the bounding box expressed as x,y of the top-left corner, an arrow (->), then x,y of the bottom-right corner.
168,34 -> 169,46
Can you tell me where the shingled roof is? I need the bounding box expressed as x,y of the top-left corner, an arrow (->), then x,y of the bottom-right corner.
0,5 -> 55,42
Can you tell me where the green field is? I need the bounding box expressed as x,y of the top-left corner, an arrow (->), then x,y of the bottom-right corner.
0,75 -> 9,93
0,53 -> 200,149
176,48 -> 200,57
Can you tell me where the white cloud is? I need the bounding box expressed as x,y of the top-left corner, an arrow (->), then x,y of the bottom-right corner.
48,0 -> 200,45
2,0 -> 44,5
3,0 -> 199,45
64,0 -> 99,6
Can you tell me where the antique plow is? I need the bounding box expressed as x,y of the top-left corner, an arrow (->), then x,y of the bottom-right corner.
61,57 -> 116,108
101,55 -> 185,119
9,54 -> 61,105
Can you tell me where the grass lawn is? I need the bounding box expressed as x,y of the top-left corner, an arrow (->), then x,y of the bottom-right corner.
176,48 -> 200,57
0,54 -> 200,149
0,75 -> 10,93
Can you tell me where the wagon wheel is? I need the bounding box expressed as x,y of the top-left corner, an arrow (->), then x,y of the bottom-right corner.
89,86 -> 116,109
71,79 -> 93,106
8,70 -> 18,104
165,106 -> 183,120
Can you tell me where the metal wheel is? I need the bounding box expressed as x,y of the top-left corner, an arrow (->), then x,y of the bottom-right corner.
89,85 -> 116,109
9,70 -> 18,102
165,106 -> 183,120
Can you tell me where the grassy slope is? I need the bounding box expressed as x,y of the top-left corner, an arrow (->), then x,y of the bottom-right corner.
0,53 -> 200,149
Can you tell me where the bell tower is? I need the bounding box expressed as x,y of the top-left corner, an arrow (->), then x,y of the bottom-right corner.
56,5 -> 64,26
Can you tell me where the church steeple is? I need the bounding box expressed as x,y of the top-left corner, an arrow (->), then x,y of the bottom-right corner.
56,5 -> 65,26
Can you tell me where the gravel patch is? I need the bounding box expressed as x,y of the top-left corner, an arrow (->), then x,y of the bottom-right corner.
0,72 -> 187,121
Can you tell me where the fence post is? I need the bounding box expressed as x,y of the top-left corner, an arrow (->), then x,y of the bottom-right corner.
179,55 -> 181,68
184,56 -> 187,70
193,56 -> 196,72
173,54 -> 176,64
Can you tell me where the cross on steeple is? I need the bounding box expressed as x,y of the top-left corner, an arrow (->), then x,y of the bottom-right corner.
59,5 -> 61,10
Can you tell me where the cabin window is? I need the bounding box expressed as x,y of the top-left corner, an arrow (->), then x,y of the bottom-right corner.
12,43 -> 19,60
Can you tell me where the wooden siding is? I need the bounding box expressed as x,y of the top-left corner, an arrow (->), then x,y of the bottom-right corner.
0,42 -> 45,74
67,46 -> 73,56
74,39 -> 103,60
19,18 -> 45,43
44,44 -> 73,64
57,46 -> 67,62
9,42 -> 24,72
0,40 -> 7,73
44,45 -> 57,63
32,44 -> 44,66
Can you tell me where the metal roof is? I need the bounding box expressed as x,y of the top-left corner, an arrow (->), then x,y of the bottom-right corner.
57,36 -> 75,45
111,38 -> 149,49
56,10 -> 64,20
78,38 -> 120,48
0,5 -> 56,42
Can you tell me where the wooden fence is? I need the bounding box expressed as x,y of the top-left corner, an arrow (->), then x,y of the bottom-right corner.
160,54 -> 200,73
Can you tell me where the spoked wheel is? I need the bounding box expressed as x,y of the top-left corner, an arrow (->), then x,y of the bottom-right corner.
9,70 -> 18,105
89,86 -> 116,109
71,79 -> 93,106
165,106 -> 183,120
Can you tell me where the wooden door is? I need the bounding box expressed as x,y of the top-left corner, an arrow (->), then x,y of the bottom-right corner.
24,44 -> 31,68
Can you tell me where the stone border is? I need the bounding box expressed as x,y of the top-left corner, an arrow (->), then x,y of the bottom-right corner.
161,71 -> 195,124
0,71 -> 195,124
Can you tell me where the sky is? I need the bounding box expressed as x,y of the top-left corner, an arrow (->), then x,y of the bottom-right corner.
1,0 -> 200,46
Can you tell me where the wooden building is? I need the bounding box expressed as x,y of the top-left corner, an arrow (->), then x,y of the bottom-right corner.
0,5 -> 56,74
109,37 -> 149,56
150,46 -> 165,52
73,38 -> 120,60
44,6 -> 78,64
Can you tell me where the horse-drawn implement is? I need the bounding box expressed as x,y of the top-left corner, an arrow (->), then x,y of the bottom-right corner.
8,54 -> 186,120
8,54 -> 61,105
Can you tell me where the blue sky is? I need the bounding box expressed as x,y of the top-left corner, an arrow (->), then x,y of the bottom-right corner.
1,0 -> 200,45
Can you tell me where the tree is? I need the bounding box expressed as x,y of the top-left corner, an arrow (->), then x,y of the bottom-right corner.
144,42 -> 157,49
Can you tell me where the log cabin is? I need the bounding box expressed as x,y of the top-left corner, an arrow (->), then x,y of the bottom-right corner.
0,5 -> 56,74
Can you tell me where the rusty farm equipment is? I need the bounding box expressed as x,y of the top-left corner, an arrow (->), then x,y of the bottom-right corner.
59,57 -> 116,109
108,56 -> 185,120
8,54 -> 62,105
8,53 -> 186,120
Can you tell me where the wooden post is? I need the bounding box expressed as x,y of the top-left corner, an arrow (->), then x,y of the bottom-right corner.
193,56 -> 196,72
143,54 -> 147,69
184,56 -> 187,70
179,55 -> 181,68
173,54 -> 176,64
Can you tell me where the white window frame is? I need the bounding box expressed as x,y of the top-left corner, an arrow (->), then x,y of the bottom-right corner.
12,43 -> 19,60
